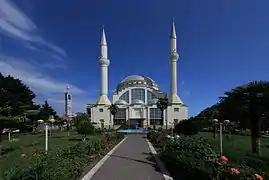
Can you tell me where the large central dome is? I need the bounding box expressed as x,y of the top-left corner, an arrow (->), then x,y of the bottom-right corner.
116,75 -> 159,92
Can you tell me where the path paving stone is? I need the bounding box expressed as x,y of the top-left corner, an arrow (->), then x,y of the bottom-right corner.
90,134 -> 164,180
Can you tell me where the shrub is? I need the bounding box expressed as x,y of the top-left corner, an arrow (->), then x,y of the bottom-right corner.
174,119 -> 199,135
76,120 -> 96,141
2,132 -> 124,180
149,131 -> 259,180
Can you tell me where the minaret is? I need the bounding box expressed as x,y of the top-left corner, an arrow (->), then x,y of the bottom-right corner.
96,26 -> 111,105
64,85 -> 72,117
169,19 -> 183,104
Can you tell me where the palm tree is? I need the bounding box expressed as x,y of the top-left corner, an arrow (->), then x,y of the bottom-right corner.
109,104 -> 119,129
157,96 -> 169,129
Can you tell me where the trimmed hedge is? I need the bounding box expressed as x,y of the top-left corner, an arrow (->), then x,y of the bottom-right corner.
148,131 -> 262,180
2,132 -> 124,180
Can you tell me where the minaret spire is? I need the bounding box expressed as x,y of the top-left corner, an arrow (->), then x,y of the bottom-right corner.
170,18 -> 176,39
96,26 -> 111,105
101,25 -> 107,46
169,18 -> 183,104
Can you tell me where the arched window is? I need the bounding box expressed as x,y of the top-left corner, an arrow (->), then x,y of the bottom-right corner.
147,90 -> 157,103
131,88 -> 145,103
119,91 -> 129,103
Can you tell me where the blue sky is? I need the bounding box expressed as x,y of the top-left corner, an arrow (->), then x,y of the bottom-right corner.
0,0 -> 268,116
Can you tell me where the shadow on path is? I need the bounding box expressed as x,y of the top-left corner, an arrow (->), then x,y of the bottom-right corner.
109,151 -> 162,173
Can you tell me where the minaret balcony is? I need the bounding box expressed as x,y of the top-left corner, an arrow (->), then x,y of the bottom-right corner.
170,51 -> 179,61
99,57 -> 110,66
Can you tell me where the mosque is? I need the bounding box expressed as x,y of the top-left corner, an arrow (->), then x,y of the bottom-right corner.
86,20 -> 188,129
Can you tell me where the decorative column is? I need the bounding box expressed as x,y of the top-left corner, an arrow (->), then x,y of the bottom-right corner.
147,107 -> 150,129
126,107 -> 129,128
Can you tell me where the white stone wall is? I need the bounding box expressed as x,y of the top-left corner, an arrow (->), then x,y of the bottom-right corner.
91,105 -> 111,128
167,104 -> 188,126
89,104 -> 188,129
89,84 -> 189,129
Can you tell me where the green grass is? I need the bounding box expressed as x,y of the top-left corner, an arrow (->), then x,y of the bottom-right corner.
197,132 -> 269,163
0,130 -> 101,178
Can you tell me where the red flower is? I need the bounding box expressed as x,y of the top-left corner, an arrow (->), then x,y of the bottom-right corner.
220,155 -> 228,164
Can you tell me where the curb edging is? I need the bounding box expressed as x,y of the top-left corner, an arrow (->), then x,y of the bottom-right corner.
80,137 -> 128,180
146,139 -> 173,180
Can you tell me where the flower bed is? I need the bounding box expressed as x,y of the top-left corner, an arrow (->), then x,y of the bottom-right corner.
2,132 -> 124,180
148,131 -> 264,180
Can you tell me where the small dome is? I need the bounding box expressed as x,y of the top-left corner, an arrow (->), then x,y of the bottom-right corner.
115,99 -> 128,105
132,99 -> 145,105
148,98 -> 159,105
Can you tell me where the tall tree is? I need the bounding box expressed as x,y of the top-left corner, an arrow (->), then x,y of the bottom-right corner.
0,73 -> 35,116
38,101 -> 57,121
192,81 -> 269,155
0,73 -> 37,155
218,81 -> 269,155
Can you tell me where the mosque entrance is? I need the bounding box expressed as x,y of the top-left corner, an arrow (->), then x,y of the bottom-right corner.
128,119 -> 145,129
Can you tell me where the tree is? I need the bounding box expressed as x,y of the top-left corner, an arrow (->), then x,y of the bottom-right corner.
175,118 -> 199,135
109,104 -> 118,128
38,101 -> 57,121
191,81 -> 269,156
73,113 -> 94,141
219,81 -> 269,156
157,96 -> 169,129
0,73 -> 37,155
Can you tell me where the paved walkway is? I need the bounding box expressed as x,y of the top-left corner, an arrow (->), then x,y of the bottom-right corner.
89,134 -> 165,180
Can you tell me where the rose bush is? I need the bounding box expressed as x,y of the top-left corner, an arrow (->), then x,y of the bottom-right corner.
149,131 -> 263,180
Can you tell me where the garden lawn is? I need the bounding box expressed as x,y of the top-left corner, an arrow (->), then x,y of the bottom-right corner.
0,130 -> 101,179
197,132 -> 269,164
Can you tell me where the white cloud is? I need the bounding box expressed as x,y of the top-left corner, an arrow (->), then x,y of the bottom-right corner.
0,55 -> 83,95
0,55 -> 91,114
0,1 -> 95,114
23,43 -> 67,69
0,0 -> 66,57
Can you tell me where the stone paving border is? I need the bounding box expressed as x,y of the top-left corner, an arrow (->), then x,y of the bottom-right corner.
80,136 -> 128,180
146,139 -> 174,180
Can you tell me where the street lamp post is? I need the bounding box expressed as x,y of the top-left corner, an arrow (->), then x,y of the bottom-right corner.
49,115 -> 55,136
38,119 -> 48,153
212,119 -> 222,155
212,119 -> 231,155
224,120 -> 231,140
